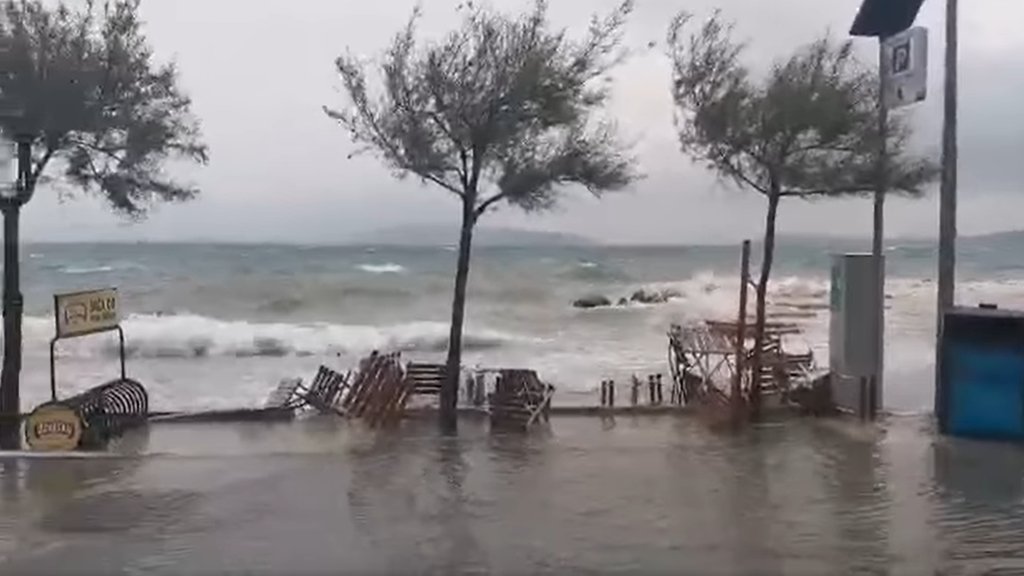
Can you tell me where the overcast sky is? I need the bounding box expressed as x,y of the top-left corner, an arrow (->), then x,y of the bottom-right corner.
19,0 -> 1024,244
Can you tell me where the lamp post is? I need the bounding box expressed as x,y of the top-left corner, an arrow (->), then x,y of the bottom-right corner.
0,133 -> 29,450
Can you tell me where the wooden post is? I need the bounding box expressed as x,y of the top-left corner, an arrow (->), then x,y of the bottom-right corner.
734,240 -> 751,425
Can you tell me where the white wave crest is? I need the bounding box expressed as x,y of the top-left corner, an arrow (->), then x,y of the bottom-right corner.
30,313 -> 520,359
63,265 -> 115,275
357,262 -> 405,274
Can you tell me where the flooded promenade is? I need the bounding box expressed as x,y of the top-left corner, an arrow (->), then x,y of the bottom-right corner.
1,414 -> 1023,574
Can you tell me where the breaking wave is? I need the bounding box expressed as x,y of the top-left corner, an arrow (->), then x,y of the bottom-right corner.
28,313 -> 522,359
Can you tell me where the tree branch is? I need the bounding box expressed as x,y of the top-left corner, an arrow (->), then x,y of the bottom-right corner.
31,145 -> 55,183
778,185 -> 873,198
474,190 -> 508,217
421,172 -> 465,196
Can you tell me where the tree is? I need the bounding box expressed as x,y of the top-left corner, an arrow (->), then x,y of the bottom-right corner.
327,0 -> 640,431
0,0 -> 207,447
667,11 -> 936,418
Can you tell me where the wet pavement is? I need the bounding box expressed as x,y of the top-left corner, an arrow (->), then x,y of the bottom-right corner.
2,414 -> 1024,574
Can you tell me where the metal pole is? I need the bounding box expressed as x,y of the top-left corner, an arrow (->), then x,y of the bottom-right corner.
0,139 -> 29,450
872,38 -> 889,421
936,0 -> 958,414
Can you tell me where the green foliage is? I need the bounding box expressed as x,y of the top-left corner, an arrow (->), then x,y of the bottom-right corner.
667,10 -> 936,199
326,0 -> 640,221
0,0 -> 207,215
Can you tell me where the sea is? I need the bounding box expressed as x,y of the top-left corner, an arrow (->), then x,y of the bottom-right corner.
10,236 -> 1024,414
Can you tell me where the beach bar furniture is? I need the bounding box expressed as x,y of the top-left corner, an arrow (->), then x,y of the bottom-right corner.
341,352 -> 411,427
668,320 -> 815,413
297,366 -> 349,416
29,379 -> 149,450
25,287 -> 149,451
488,369 -> 553,430
264,378 -> 304,411
263,366 -> 350,417
405,362 -> 447,397
939,305 -> 1024,440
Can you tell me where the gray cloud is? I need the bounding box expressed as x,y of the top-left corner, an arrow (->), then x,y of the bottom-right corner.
20,0 -> 1024,244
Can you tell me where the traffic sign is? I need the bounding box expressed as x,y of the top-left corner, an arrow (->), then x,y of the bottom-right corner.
882,27 -> 928,109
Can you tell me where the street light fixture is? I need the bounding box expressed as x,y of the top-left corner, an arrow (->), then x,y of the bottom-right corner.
0,135 -> 16,199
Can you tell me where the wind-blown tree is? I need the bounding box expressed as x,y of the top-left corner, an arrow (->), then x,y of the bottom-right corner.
0,0 -> 207,212
0,0 -> 207,447
667,12 -> 935,418
328,0 -> 639,430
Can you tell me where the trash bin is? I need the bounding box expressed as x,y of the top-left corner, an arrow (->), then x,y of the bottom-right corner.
939,306 -> 1024,440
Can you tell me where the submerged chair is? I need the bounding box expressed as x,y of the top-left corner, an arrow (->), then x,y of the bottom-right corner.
264,377 -> 304,411
264,366 -> 349,417
489,369 -> 554,430
296,366 -> 349,416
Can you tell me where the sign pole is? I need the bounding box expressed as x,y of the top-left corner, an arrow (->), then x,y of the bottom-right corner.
872,38 -> 889,420
935,0 -> 958,414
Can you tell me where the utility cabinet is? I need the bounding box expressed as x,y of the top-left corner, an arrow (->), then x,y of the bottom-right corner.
829,253 -> 883,418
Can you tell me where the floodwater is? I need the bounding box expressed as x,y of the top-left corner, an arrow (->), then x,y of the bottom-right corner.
1,414 -> 1023,574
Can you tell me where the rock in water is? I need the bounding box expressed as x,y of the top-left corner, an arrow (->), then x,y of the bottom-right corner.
630,289 -> 666,304
573,295 -> 612,309
629,288 -> 682,305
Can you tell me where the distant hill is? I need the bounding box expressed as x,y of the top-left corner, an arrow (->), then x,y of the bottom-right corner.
349,224 -> 596,247
960,229 -> 1024,243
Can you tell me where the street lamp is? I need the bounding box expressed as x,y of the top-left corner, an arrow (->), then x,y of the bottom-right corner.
0,129 -> 29,450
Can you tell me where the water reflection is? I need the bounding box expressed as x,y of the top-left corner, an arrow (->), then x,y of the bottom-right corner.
3,415 -> 1024,573
811,422 -> 891,574
722,431 -> 779,575
930,438 -> 1024,572
434,432 -> 486,573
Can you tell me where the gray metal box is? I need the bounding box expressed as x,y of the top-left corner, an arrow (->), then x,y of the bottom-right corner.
829,253 -> 884,416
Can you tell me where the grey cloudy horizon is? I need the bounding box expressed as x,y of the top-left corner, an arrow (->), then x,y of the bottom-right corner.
20,0 -> 1024,245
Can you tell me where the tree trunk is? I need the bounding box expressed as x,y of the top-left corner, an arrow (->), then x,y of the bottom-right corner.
750,193 -> 780,421
441,199 -> 476,433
